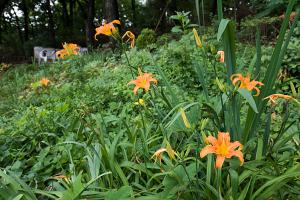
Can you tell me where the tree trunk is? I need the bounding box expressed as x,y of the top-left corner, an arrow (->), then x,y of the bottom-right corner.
86,0 -> 95,48
69,0 -> 74,32
21,0 -> 29,41
10,7 -> 24,44
60,0 -> 69,26
154,0 -> 167,33
131,0 -> 136,25
104,0 -> 119,22
46,0 -> 56,47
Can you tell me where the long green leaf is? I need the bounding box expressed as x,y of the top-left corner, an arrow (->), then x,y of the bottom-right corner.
242,3 -> 298,143
217,19 -> 236,77
237,89 -> 258,113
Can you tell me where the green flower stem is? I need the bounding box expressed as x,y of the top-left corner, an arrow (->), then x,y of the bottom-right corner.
216,168 -> 222,199
212,60 -> 226,131
112,33 -> 135,78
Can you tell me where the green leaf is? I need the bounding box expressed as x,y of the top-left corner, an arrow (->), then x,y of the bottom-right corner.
217,19 -> 230,41
237,89 -> 258,113
252,165 -> 300,200
255,137 -> 263,160
229,169 -> 239,200
238,178 -> 252,200
104,186 -> 133,200
217,19 -> 236,78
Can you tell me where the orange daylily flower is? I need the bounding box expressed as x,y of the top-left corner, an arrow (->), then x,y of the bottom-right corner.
94,20 -> 121,40
264,94 -> 294,106
231,74 -> 264,96
279,11 -> 297,22
128,68 -> 158,95
40,78 -> 50,87
122,31 -> 135,48
56,42 -> 80,59
217,50 -> 225,63
200,132 -> 244,169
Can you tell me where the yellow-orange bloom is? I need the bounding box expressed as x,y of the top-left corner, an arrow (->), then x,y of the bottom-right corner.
122,31 -> 135,48
231,74 -> 264,96
217,50 -> 225,63
200,132 -> 244,169
56,42 -> 80,59
134,98 -> 145,106
192,28 -> 203,48
94,20 -> 121,40
128,68 -> 158,95
264,94 -> 293,106
151,146 -> 177,164
180,108 -> 191,129
40,78 -> 50,87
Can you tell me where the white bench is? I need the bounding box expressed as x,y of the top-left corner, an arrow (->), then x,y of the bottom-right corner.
33,46 -> 88,65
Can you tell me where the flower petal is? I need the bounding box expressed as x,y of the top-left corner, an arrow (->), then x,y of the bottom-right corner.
128,80 -> 137,85
199,145 -> 216,158
253,87 -> 260,96
206,135 -> 217,146
111,20 -> 121,25
231,150 -> 244,165
229,141 -> 242,150
133,86 -> 139,95
217,132 -> 230,145
215,155 -> 225,168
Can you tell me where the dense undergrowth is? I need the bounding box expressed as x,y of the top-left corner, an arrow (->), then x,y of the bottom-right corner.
1,12 -> 300,200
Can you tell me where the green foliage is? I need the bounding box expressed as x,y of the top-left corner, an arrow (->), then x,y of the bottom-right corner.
169,11 -> 197,33
136,28 -> 156,49
0,7 -> 300,199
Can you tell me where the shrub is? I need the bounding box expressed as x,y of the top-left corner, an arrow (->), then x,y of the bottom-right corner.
136,28 -> 156,49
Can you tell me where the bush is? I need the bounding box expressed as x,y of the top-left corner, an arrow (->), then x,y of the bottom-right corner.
136,28 -> 156,49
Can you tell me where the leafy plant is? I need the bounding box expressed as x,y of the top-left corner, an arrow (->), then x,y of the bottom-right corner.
169,11 -> 197,33
136,28 -> 156,49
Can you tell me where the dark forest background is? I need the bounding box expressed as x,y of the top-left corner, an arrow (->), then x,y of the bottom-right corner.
0,0 -> 298,61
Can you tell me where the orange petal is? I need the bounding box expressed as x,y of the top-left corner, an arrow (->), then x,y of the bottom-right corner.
144,82 -> 151,92
217,132 -> 230,145
112,20 -> 121,25
128,80 -> 137,85
253,87 -> 260,96
133,86 -> 139,95
199,145 -> 216,158
232,77 -> 241,86
150,78 -> 158,84
230,74 -> 241,82
206,135 -> 217,146
215,155 -> 225,168
229,141 -> 242,150
231,150 -> 244,165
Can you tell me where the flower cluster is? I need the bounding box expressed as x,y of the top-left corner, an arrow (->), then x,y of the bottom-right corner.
231,74 -> 264,96
94,19 -> 135,48
56,43 -> 80,59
